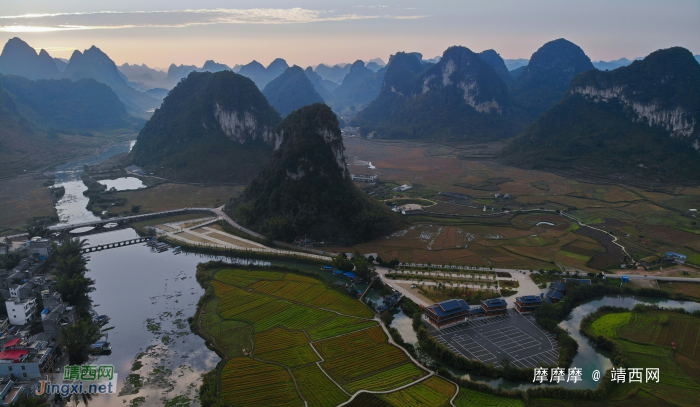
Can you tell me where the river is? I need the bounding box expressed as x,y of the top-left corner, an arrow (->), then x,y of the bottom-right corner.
53,140 -> 135,225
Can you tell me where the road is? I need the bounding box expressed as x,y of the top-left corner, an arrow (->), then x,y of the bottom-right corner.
605,274 -> 700,283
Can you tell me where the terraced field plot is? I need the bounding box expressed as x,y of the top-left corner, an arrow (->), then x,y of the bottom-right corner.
587,309 -> 700,407
199,267 -> 428,406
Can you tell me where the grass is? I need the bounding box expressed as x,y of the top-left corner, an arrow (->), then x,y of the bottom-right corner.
293,365 -> 349,407
589,312 -> 632,337
0,174 -> 57,234
380,376 -> 456,407
658,281 -> 700,301
110,183 -> 242,214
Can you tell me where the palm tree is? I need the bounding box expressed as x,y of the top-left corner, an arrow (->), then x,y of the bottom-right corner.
60,319 -> 102,366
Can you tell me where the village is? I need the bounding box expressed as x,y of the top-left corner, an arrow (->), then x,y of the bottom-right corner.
0,236 -> 110,404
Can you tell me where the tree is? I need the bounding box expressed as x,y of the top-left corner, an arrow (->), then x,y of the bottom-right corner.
352,252 -> 375,279
9,394 -> 48,407
131,205 -> 141,213
60,319 -> 102,366
331,254 -> 354,272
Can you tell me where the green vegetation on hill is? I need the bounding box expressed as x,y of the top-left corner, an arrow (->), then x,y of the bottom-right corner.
353,47 -> 522,141
130,70 -> 281,183
0,74 -> 141,131
231,103 -> 400,244
502,94 -> 700,180
510,38 -> 595,119
262,66 -> 324,117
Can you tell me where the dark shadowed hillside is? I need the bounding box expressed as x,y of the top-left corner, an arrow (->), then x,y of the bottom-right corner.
0,74 -> 140,132
231,103 -> 399,244
510,38 -> 595,119
130,71 -> 282,183
502,47 -> 700,182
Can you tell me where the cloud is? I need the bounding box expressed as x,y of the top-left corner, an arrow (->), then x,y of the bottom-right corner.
0,8 -> 425,32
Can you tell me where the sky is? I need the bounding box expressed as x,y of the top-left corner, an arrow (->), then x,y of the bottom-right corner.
1,0 -> 698,70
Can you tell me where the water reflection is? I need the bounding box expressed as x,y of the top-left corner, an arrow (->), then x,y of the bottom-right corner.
53,140 -> 135,225
99,177 -> 146,191
83,228 -> 272,407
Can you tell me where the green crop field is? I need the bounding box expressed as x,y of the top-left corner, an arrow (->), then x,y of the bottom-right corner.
584,309 -> 700,407
198,266 -> 431,406
293,365 -> 350,407
343,363 -> 426,393
307,316 -> 378,341
454,389 -> 524,407
315,326 -> 386,358
322,344 -> 412,383
381,377 -> 456,407
219,358 -> 302,407
589,312 -> 632,337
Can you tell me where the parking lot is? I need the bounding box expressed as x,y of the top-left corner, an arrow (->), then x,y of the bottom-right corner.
431,309 -> 559,368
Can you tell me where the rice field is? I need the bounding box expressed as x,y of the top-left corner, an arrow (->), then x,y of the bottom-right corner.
380,377 -> 456,407
453,389 -> 524,407
219,358 -> 302,407
200,266 -> 430,405
343,363 -> 426,393
315,326 -> 386,358
307,316 -> 378,341
322,344 -> 414,384
293,365 -> 350,407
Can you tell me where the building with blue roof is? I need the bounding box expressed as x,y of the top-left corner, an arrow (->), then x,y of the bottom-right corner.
515,295 -> 542,313
545,289 -> 564,303
469,306 -> 485,316
480,298 -> 508,316
424,299 -> 471,329
552,281 -> 566,293
563,278 -> 591,285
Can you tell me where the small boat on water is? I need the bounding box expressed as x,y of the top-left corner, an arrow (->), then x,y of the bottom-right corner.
90,340 -> 112,355
94,315 -> 111,326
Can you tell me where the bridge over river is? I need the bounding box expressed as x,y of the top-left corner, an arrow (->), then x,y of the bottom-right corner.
81,236 -> 153,253
47,208 -> 216,232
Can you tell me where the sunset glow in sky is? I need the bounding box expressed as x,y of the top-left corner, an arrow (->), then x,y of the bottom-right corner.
1,0 -> 698,69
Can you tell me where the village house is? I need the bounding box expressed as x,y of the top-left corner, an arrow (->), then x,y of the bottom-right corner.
515,295 -> 542,313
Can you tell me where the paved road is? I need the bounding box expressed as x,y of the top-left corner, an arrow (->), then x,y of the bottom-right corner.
605,274 -> 700,282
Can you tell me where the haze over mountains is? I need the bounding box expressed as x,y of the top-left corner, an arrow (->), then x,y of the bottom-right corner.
2,34 -> 698,183
353,47 -> 520,140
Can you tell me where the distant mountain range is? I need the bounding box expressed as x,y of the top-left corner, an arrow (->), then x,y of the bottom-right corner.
0,74 -> 140,132
327,60 -> 386,118
262,66 -> 324,117
352,47 -> 520,141
0,38 -> 159,118
502,47 -> 700,181
130,70 -> 282,183
232,103 -> 398,244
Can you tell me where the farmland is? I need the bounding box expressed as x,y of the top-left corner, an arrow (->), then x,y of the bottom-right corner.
584,309 -> 700,407
336,137 -> 700,272
197,266 -> 430,406
454,389 -> 524,407
380,377 -> 456,406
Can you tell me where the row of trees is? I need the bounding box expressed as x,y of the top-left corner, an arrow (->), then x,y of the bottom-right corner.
53,239 -> 102,366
